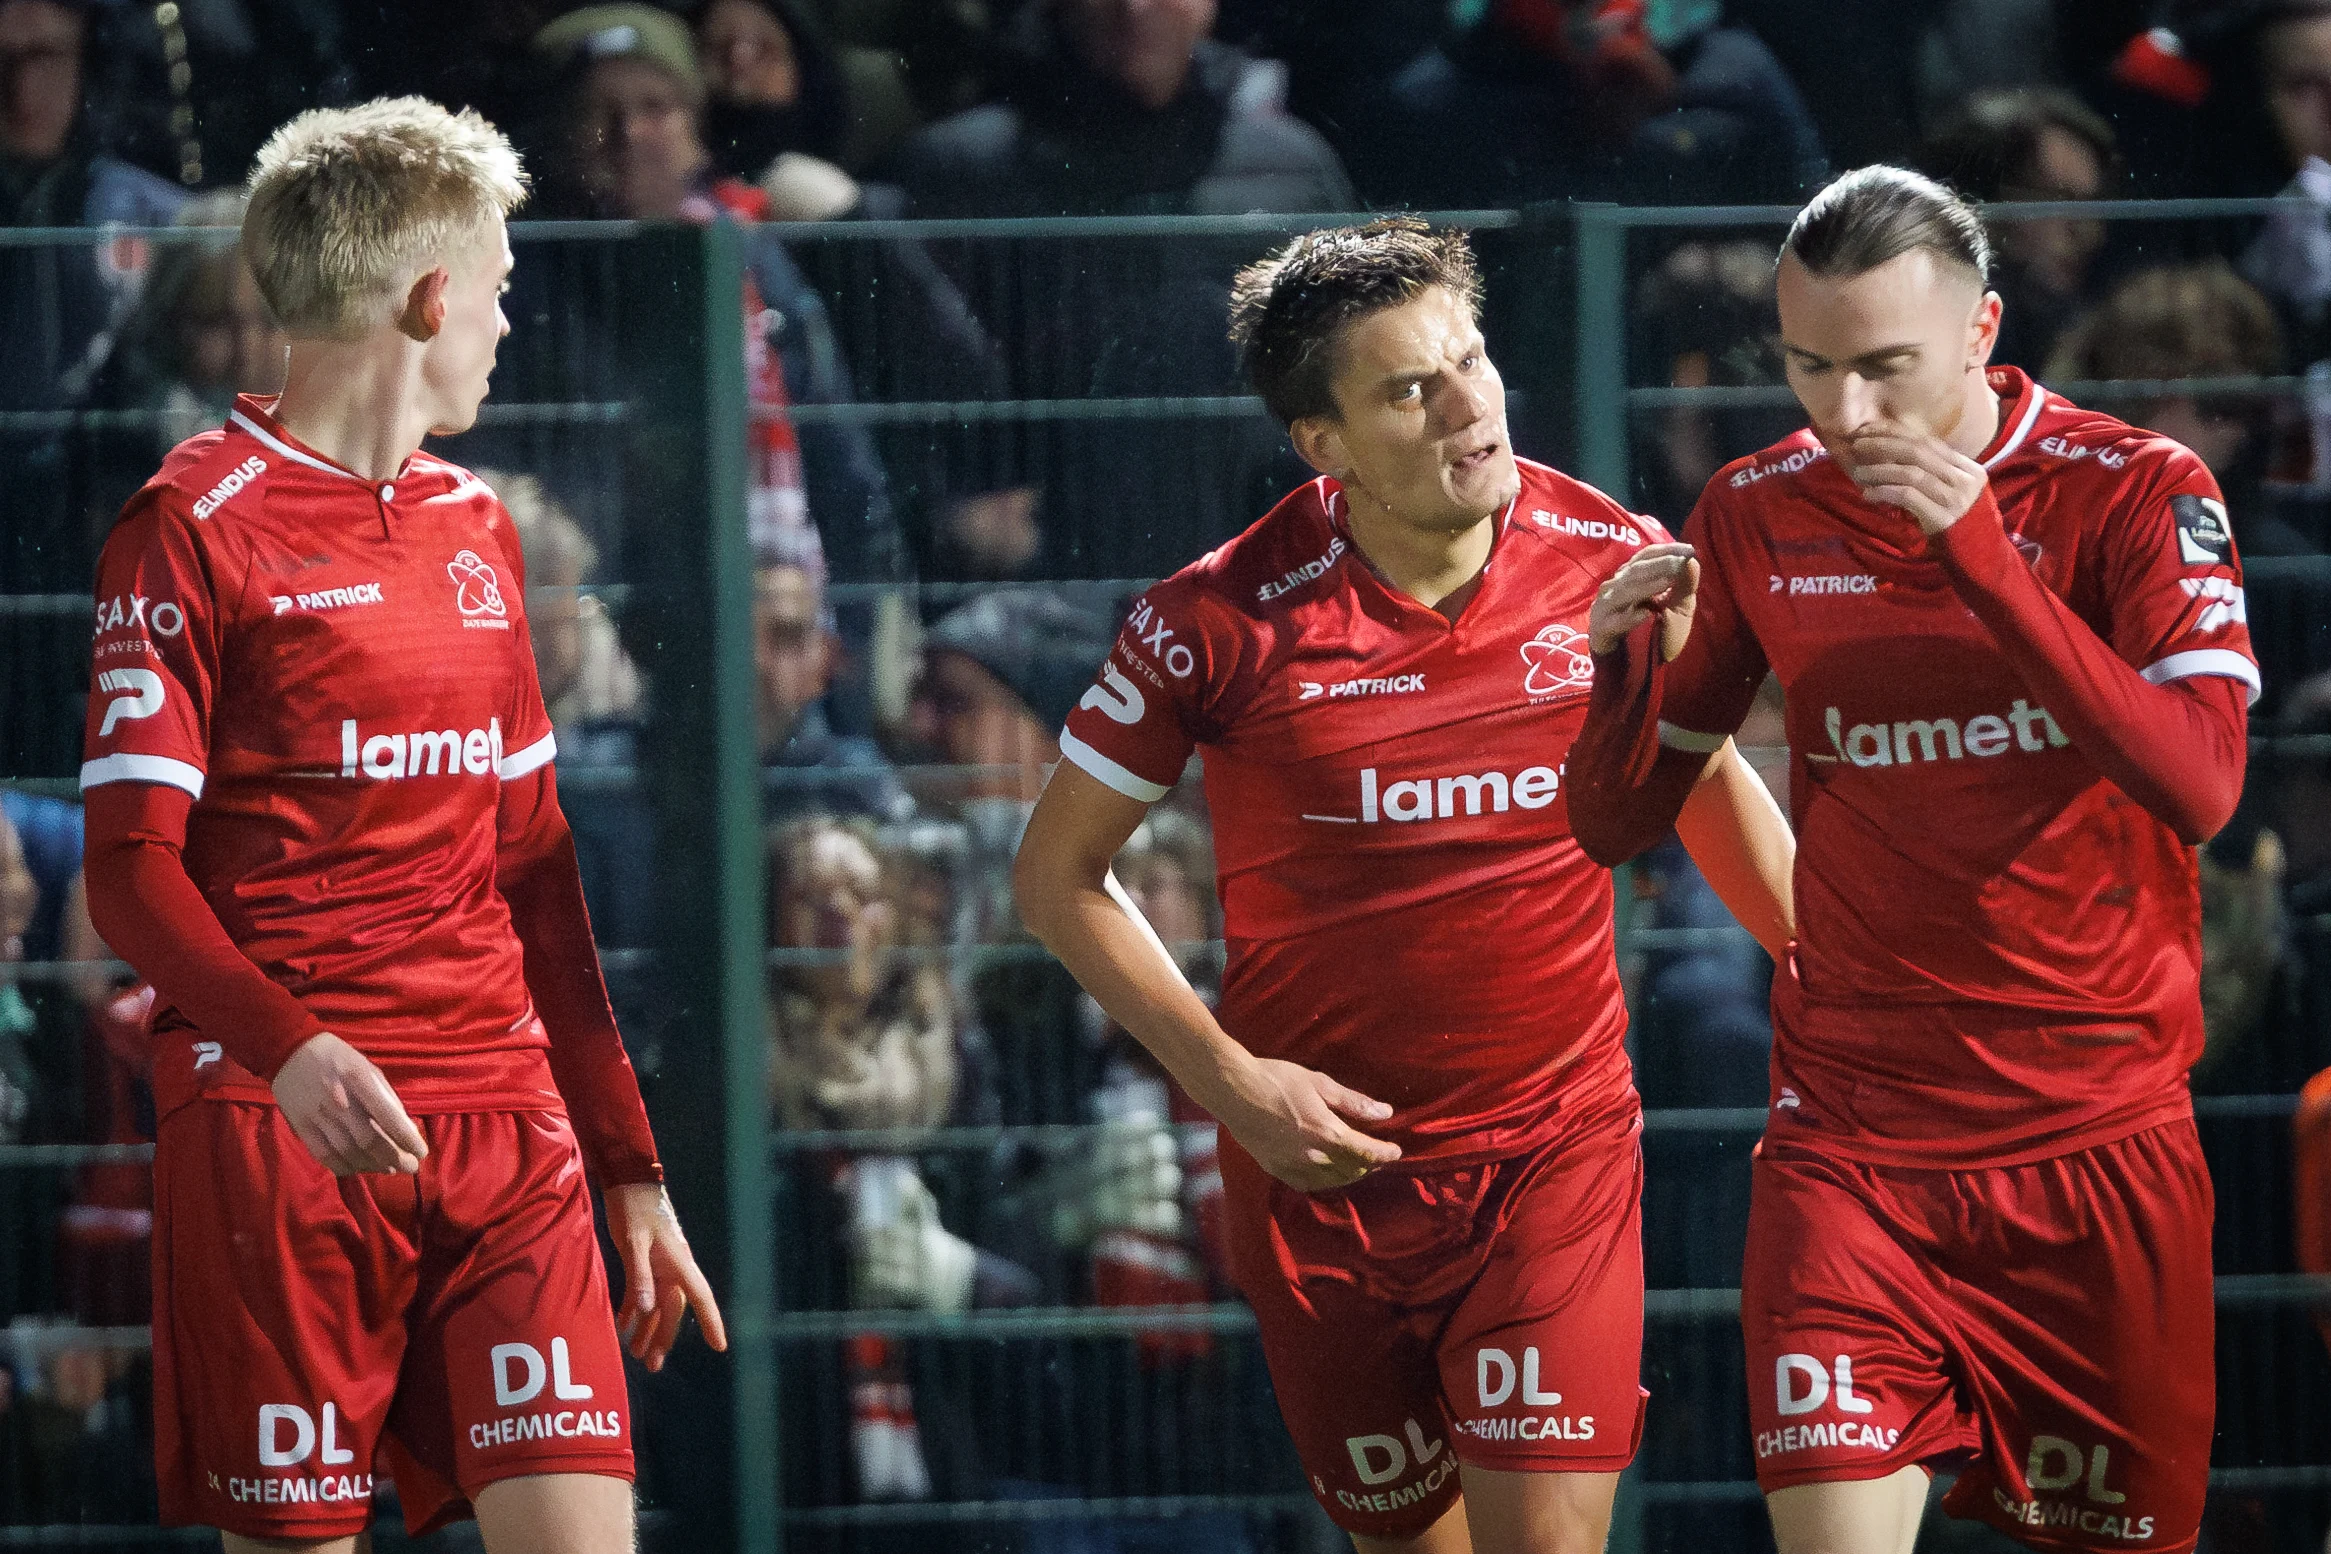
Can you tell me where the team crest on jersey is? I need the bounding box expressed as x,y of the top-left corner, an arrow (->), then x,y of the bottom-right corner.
446,550 -> 508,618
1520,623 -> 1593,696
2171,495 -> 2231,566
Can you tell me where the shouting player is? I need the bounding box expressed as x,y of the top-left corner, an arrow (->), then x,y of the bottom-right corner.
1570,166 -> 2255,1554
78,99 -> 724,1553
1013,219 -> 1795,1554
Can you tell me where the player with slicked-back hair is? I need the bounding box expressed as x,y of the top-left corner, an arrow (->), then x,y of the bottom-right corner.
1571,164 -> 2254,1554
79,97 -> 724,1554
1016,216 -> 1797,1554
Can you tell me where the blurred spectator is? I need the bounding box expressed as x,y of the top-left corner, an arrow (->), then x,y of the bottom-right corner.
1363,0 -> 1827,210
0,1321 -> 152,1524
881,0 -> 1348,578
1629,239 -> 1797,525
1913,0 -> 2062,130
1918,86 -> 2118,370
2241,4 -> 2331,361
525,4 -> 904,593
757,560 -> 914,824
1,0 -> 187,601
798,0 -> 999,120
2045,261 -> 2306,550
696,0 -> 919,178
69,190 -> 288,547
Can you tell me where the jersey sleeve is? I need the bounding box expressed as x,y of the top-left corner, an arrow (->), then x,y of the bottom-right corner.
80,497 -> 221,800
1057,580 -> 1228,803
2099,451 -> 2261,704
1655,488 -> 1770,751
484,502 -> 559,781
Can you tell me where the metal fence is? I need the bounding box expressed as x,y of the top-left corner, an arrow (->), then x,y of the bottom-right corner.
0,200 -> 2327,1554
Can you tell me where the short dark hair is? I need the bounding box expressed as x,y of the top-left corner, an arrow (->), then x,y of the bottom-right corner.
1916,87 -> 2118,205
1783,165 -> 1991,285
1229,217 -> 1482,427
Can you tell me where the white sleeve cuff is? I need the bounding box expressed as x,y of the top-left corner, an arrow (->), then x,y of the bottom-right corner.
79,753 -> 206,798
497,731 -> 557,780
1657,722 -> 1729,754
1059,731 -> 1171,803
2140,649 -> 2262,706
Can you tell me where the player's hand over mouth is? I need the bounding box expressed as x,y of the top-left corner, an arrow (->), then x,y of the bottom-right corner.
608,1182 -> 729,1372
1217,1056 -> 1402,1192
1843,428 -> 1989,536
272,1032 -> 430,1175
1591,542 -> 1700,659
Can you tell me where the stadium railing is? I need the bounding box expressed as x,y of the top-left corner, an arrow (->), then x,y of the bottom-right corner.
0,201 -> 2327,1554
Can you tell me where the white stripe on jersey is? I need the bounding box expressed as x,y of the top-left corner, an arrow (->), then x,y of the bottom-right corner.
226,409 -> 355,480
1657,722 -> 1729,754
1982,385 -> 2049,470
2141,648 -> 2262,705
1060,731 -> 1171,803
497,731 -> 558,781
80,752 -> 205,798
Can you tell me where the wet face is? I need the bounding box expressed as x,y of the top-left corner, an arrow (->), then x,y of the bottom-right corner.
572,56 -> 706,219
2265,14 -> 2331,170
700,0 -> 799,106
419,224 -> 513,437
753,564 -> 833,751
1295,285 -> 1518,535
0,0 -> 81,166
1053,0 -> 1214,109
1777,248 -> 1999,465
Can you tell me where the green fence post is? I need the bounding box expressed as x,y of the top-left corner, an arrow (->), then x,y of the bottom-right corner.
620,220 -> 777,1554
1571,204 -> 1630,503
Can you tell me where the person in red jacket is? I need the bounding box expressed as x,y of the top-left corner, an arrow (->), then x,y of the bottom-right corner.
78,97 -> 723,1554
1569,166 -> 2255,1554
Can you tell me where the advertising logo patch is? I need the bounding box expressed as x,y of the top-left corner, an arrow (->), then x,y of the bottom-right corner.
2172,495 -> 2232,566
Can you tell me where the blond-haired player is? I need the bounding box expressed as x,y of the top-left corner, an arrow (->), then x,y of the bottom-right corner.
79,97 -> 723,1553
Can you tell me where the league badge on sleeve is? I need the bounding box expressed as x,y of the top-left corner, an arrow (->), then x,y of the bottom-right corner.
2171,495 -> 2232,567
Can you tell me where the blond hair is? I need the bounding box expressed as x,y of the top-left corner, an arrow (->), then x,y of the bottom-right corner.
242,97 -> 528,339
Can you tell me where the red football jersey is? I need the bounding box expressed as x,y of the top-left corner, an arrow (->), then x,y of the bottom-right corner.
82,397 -> 566,1119
1061,461 -> 1663,1166
1658,368 -> 2259,1167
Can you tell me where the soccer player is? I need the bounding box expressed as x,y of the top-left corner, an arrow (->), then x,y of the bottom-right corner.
1012,218 -> 1795,1554
1569,166 -> 2256,1554
77,99 -> 725,1554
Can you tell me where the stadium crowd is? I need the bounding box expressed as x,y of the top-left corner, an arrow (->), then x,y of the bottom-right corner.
3,0 -> 2331,1547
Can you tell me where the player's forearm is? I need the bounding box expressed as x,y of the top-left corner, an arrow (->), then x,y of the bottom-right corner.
498,772 -> 662,1186
1934,494 -> 2249,843
1570,621 -> 1708,864
81,783 -> 324,1079
1675,741 -> 1795,959
1017,868 -> 1258,1122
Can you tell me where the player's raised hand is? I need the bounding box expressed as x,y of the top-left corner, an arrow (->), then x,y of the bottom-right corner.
272,1032 -> 430,1175
607,1182 -> 729,1372
1218,1056 -> 1402,1192
1844,428 -> 1989,535
1590,542 -> 1700,659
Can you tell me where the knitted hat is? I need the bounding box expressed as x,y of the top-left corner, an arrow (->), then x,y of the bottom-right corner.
923,588 -> 1118,731
534,6 -> 704,105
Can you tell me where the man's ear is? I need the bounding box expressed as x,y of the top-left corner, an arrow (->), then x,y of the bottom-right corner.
398,266 -> 453,343
1968,289 -> 2003,370
1289,412 -> 1347,481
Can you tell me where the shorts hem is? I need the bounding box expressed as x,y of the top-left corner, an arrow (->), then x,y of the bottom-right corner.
1955,1509 -> 2197,1554
461,1450 -> 636,1499
1754,1447 -> 1950,1495
162,1509 -> 373,1540
1451,1446 -> 1639,1476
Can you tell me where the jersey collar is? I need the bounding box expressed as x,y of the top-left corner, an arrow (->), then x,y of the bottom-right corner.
1975,366 -> 2048,470
226,394 -> 412,485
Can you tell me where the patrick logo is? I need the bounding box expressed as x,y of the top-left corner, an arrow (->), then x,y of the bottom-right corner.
447,549 -> 507,618
1520,623 -> 1593,696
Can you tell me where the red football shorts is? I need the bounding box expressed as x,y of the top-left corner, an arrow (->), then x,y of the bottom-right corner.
1220,1098 -> 1647,1541
1742,1119 -> 2215,1554
151,1101 -> 633,1540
